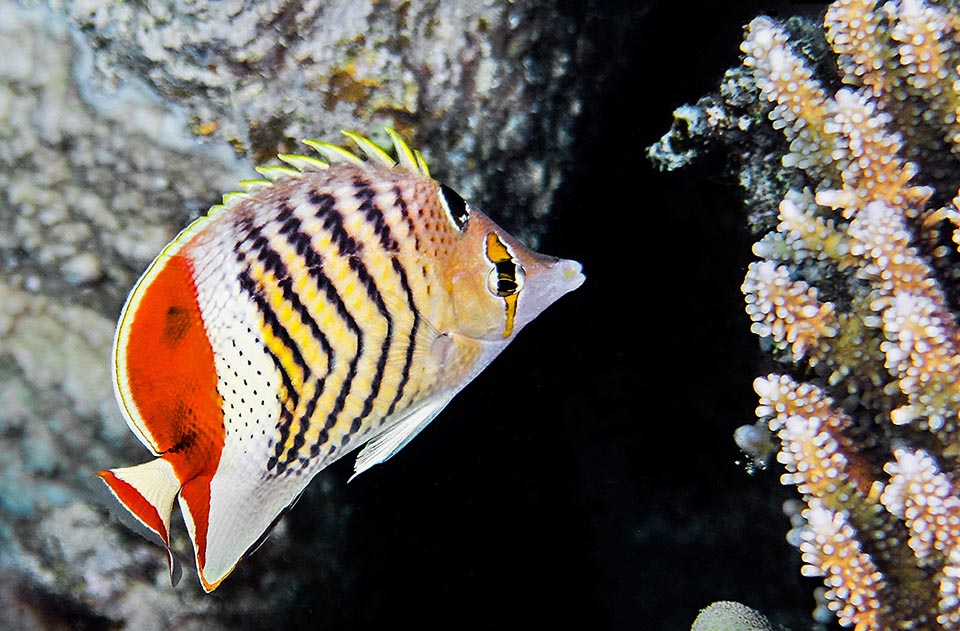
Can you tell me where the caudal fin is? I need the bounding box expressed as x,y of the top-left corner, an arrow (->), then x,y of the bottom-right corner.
97,458 -> 182,585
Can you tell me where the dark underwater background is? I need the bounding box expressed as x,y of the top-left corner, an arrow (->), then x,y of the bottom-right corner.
271,2 -> 830,630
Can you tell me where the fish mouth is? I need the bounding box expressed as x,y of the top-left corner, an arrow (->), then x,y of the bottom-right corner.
539,257 -> 585,302
509,256 -> 584,335
557,258 -> 586,292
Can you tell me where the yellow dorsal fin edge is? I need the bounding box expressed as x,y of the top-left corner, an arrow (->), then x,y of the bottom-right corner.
207,128 -> 431,218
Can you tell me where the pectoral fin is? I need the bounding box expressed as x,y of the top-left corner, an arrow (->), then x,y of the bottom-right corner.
351,392 -> 456,481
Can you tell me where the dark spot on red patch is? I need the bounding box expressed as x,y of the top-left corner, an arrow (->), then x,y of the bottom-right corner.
163,305 -> 192,346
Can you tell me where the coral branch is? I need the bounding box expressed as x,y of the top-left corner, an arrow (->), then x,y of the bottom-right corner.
735,1 -> 960,628
799,500 -> 888,630
652,2 -> 960,627
741,17 -> 840,183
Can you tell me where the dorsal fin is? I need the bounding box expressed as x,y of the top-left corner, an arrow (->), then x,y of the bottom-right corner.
297,128 -> 431,176
207,128 -> 432,223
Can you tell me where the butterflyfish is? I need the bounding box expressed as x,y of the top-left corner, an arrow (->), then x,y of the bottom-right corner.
97,129 -> 585,591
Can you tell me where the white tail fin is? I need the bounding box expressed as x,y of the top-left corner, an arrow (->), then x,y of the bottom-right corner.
97,457 -> 183,585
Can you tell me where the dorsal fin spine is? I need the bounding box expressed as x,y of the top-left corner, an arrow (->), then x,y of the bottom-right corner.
341,130 -> 396,167
414,149 -> 430,177
277,153 -> 329,171
385,127 -> 419,172
254,165 -> 299,181
221,191 -> 248,207
301,139 -> 365,165
238,179 -> 272,192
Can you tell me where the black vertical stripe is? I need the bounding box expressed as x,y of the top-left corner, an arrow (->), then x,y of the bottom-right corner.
236,268 -> 311,384
355,178 -> 399,252
266,385 -> 296,472
242,220 -> 338,398
265,192 -> 364,467
251,179 -> 430,470
237,268 -> 304,464
385,256 -> 419,420
237,216 -> 349,473
314,191 -> 362,257
393,184 -> 421,251
309,188 -> 395,447
249,209 -> 334,363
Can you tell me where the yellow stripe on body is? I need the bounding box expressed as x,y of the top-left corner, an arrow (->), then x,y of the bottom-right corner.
502,294 -> 518,338
287,186 -> 405,459
249,222 -> 358,467
229,168 -> 461,471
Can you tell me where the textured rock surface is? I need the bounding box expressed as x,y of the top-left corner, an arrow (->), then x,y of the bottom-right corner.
0,4 -> 253,312
646,15 -> 834,237
47,0 -> 587,246
0,0 -> 602,628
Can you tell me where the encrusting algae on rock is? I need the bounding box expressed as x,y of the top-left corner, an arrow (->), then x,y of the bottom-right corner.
656,0 -> 960,628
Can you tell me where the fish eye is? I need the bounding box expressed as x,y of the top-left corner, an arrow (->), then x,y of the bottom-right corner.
486,261 -> 525,297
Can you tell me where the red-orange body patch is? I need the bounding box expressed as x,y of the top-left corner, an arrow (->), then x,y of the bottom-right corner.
123,252 -> 225,565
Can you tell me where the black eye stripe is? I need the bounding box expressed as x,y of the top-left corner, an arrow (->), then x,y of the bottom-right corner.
497,279 -> 518,294
493,259 -> 519,296
439,184 -> 469,230
484,231 -> 524,302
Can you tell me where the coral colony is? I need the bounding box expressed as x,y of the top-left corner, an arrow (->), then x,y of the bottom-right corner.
736,0 -> 960,628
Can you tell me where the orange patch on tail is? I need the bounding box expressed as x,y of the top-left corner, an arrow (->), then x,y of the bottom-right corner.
124,254 -> 224,455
